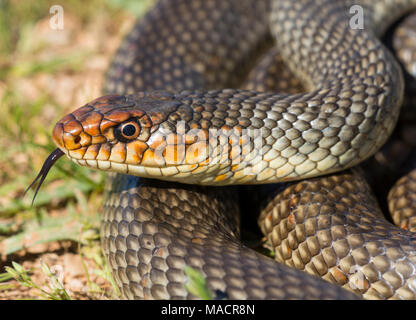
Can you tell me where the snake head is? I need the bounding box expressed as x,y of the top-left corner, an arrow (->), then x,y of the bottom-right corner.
50,91 -> 216,183
30,90 -> 259,189
26,91 -> 191,204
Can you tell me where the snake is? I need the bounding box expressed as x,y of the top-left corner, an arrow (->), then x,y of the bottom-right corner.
26,0 -> 416,299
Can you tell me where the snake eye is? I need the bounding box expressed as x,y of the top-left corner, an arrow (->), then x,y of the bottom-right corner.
116,120 -> 140,141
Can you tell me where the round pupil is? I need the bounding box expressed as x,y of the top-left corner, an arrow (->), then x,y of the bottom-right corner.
122,124 -> 136,137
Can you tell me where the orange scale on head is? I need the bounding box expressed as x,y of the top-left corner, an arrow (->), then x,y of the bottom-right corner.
106,128 -> 115,141
100,118 -> 119,133
63,120 -> 82,136
141,148 -> 166,167
137,127 -> 150,142
185,141 -> 209,164
83,144 -> 100,160
96,143 -> 111,161
91,135 -> 107,145
78,132 -> 92,147
52,123 -> 65,149
59,113 -> 76,124
68,147 -> 87,160
126,140 -> 148,164
109,142 -> 127,163
72,106 -> 94,118
147,133 -> 166,150
105,110 -> 132,123
80,111 -> 103,136
129,109 -> 147,119
149,112 -> 167,125
63,132 -> 81,150
163,144 -> 185,165
92,97 -> 126,110
95,104 -> 119,114
185,128 -> 208,144
139,114 -> 153,128
88,94 -> 121,106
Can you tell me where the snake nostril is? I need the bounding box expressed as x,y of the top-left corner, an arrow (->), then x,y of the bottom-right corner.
74,136 -> 81,144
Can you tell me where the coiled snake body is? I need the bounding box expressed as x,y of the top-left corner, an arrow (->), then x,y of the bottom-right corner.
30,0 -> 416,299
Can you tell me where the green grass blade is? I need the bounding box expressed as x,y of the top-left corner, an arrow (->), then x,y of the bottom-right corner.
184,266 -> 213,300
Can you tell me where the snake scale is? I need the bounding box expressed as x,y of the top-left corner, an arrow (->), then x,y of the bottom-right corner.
28,0 -> 416,299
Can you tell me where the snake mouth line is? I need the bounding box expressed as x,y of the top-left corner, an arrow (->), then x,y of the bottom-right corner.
25,148 -> 65,205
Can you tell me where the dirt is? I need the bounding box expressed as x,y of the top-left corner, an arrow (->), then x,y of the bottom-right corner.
0,241 -> 113,300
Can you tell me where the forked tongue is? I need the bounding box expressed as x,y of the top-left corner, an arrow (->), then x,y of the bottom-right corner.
24,148 -> 65,206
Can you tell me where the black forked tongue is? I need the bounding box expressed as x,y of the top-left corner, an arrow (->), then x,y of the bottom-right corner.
24,148 -> 65,206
